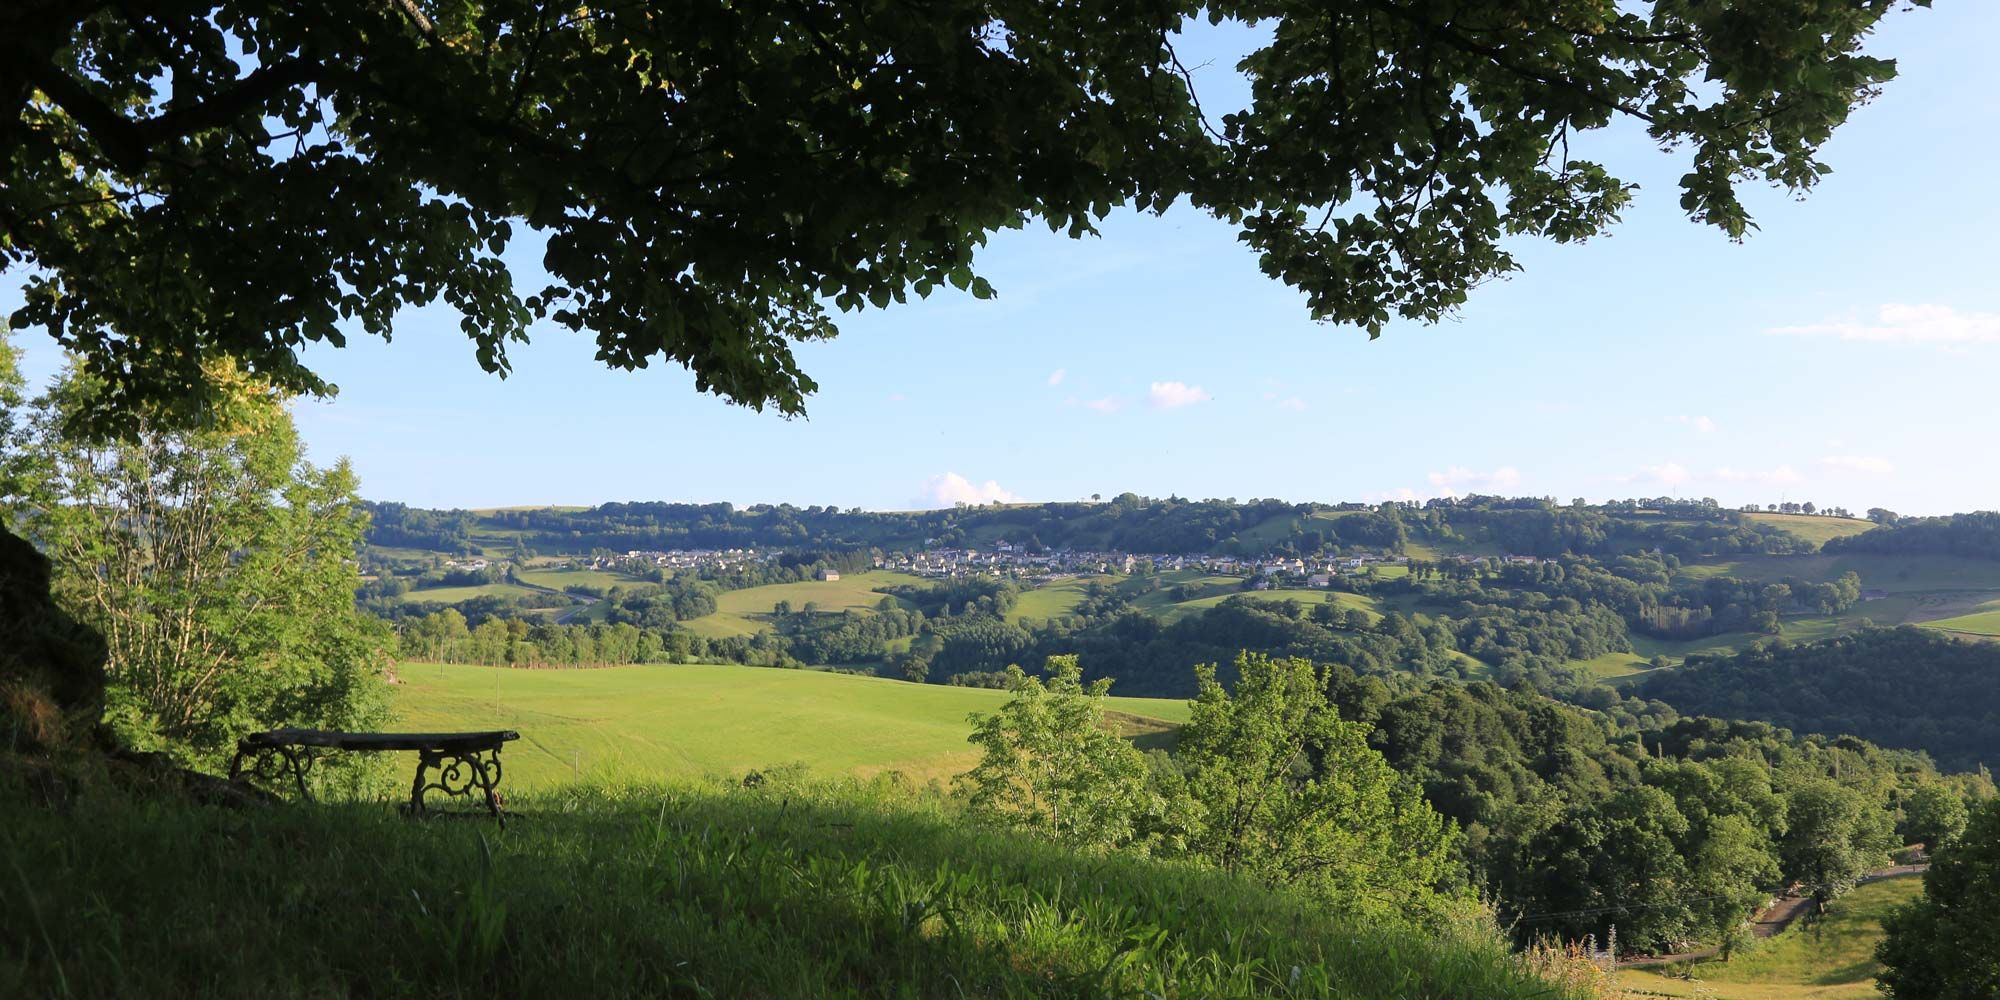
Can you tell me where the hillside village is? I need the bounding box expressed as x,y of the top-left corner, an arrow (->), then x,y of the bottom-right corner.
563,540 -> 1433,589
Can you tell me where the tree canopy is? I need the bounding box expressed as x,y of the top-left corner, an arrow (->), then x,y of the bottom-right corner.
5,0 -> 1922,431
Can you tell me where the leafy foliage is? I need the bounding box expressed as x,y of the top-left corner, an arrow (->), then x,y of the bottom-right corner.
1172,653 -> 1462,920
0,358 -> 389,768
4,1 -> 1924,430
962,656 -> 1154,850
1639,627 -> 2000,770
1877,798 -> 2000,999
1826,510 -> 2000,560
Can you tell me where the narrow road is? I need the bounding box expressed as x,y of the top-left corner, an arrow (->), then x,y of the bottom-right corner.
505,567 -> 596,624
1616,864 -> 1927,968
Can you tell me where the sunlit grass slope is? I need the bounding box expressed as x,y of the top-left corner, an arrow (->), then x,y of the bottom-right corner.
1619,875 -> 1922,999
0,778 -> 1584,1000
393,662 -> 1190,789
1008,574 -> 1116,622
677,570 -> 924,638
1740,512 -> 1877,547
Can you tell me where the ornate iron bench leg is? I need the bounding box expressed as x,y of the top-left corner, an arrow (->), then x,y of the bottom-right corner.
408,749 -> 438,818
236,744 -> 314,801
284,747 -> 312,802
409,746 -> 506,823
475,748 -> 505,825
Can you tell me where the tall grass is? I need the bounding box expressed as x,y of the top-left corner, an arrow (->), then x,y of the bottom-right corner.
1,771 -> 1584,999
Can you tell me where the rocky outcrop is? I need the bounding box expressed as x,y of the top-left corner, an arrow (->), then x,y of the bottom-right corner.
0,523 -> 106,751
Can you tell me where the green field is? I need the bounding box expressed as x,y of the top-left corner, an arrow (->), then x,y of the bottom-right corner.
1741,512 -> 1878,547
674,570 -> 925,639
1620,875 -> 1922,999
1008,574 -> 1116,622
393,662 -> 1192,789
1156,588 -> 1381,623
397,581 -> 546,605
515,567 -> 648,591
1571,651 -> 1658,680
1681,553 -> 2000,593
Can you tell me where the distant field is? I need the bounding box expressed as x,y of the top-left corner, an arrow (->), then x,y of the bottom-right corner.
516,567 -> 646,591
1620,875 -> 1922,999
1741,512 -> 1877,547
675,571 -> 926,639
1910,592 -> 2000,636
367,544 -> 457,562
1682,553 -> 2000,593
1127,573 -> 1243,615
1157,588 -> 1380,623
1008,575 -> 1115,622
398,582 -> 545,605
1571,651 -> 1657,680
392,662 -> 1191,788
1629,631 -> 1766,663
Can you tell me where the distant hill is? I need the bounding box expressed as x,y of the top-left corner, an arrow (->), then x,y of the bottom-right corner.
1639,627 -> 2000,770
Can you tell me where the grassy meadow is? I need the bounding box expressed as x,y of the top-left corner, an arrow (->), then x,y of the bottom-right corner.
674,570 -> 924,639
1156,588 -> 1381,623
392,662 -> 1191,789
1618,875 -> 1921,999
1740,512 -> 1877,547
397,581 -> 546,605
1007,574 -> 1115,622
513,566 -> 645,591
0,775 -> 1583,1000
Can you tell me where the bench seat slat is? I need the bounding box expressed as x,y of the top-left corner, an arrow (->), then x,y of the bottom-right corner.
240,728 -> 520,752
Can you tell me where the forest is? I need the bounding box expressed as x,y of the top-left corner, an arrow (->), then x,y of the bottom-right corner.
1640,628 -> 2000,772
373,494 -> 1840,561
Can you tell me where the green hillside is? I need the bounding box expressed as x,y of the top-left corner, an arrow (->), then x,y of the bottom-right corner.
676,570 -> 924,638
397,581 -> 545,605
1620,875 -> 1922,999
392,662 -> 1190,788
3,778 -> 1577,1000
514,566 -> 647,591
1157,588 -> 1381,623
1008,574 -> 1115,622
1740,511 -> 1878,547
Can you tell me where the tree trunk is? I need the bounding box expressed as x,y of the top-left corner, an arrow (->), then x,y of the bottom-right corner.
0,520 -> 107,752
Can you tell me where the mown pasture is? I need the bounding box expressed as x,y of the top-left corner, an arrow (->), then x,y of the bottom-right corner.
674,570 -> 925,639
392,661 -> 1191,789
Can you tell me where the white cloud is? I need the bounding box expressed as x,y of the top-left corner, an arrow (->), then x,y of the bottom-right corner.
1148,381 -> 1212,409
1713,465 -> 1802,485
886,392 -> 907,402
1770,303 -> 2000,346
1621,462 -> 1692,488
1277,396 -> 1308,412
1819,455 -> 1895,475
919,473 -> 1022,508
1671,414 -> 1719,434
1083,396 -> 1124,413
1046,368 -> 1066,387
1426,466 -> 1522,493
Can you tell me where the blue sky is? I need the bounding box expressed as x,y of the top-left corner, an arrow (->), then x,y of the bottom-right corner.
9,3 -> 1998,514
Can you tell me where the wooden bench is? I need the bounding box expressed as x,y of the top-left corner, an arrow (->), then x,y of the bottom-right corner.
229,728 -> 520,821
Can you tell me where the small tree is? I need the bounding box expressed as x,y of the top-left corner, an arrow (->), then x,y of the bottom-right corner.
1903,782 -> 1971,850
1170,652 -> 1463,920
2,355 -> 389,772
962,657 -> 1151,850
